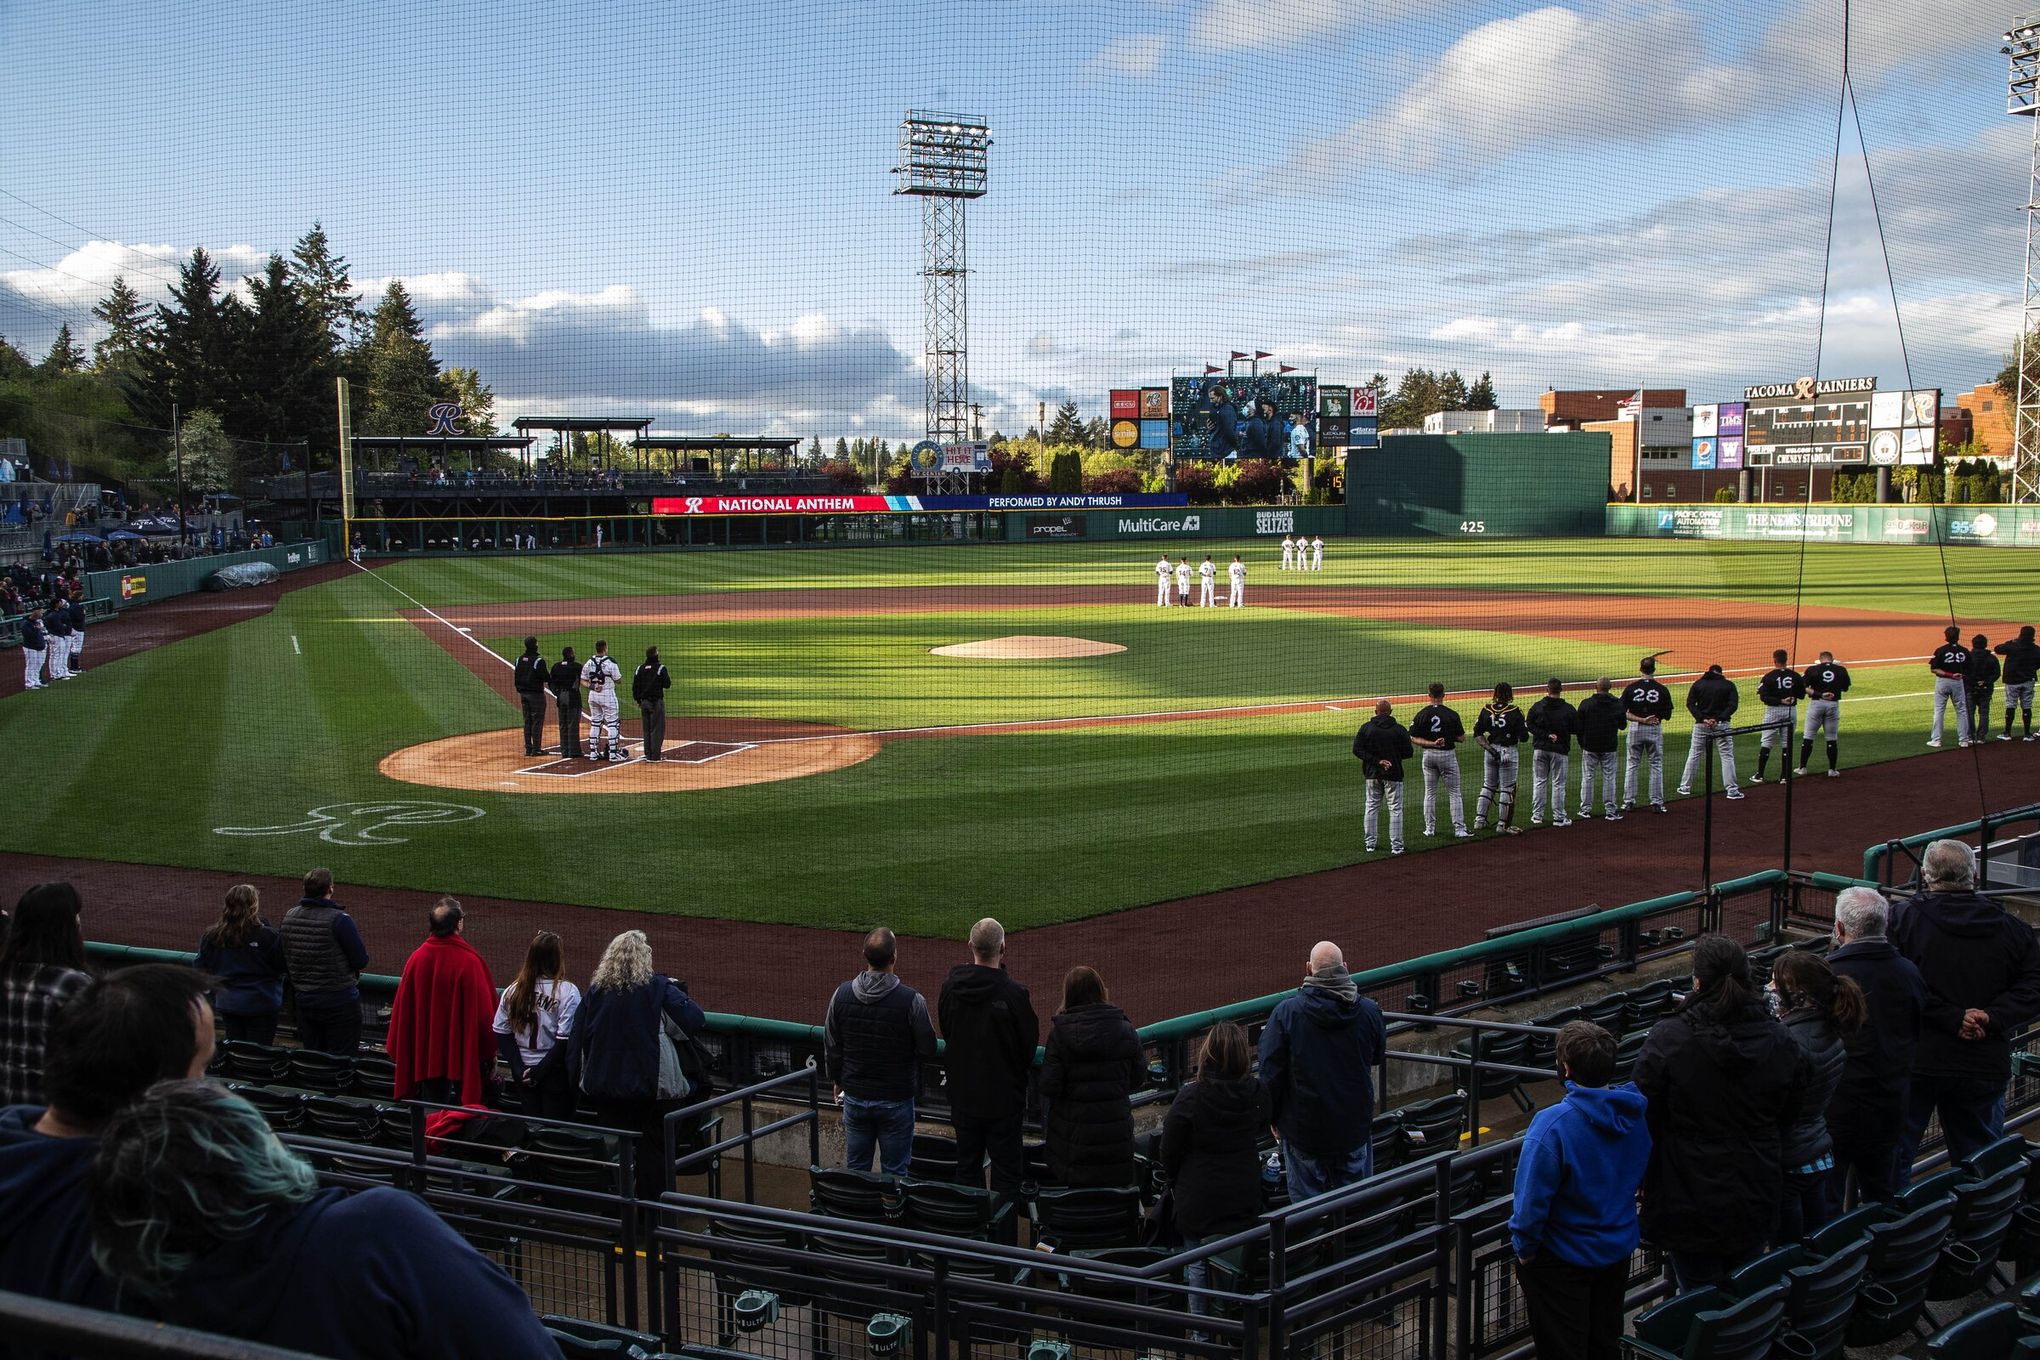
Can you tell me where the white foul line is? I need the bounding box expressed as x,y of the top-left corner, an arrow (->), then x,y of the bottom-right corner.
291,635 -> 301,655
348,561 -> 513,671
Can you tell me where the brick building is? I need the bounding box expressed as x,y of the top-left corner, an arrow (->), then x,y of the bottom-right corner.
1540,388 -> 1688,430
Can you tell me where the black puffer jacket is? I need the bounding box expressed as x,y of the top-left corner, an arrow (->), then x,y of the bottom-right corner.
1778,1009 -> 1846,1170
938,964 -> 1038,1121
1040,1003 -> 1146,1187
1161,1075 -> 1269,1239
1633,997 -> 1810,1259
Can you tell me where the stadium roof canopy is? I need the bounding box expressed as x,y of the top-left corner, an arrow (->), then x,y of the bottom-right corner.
511,416 -> 654,435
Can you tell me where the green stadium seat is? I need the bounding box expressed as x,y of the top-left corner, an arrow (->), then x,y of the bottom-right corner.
807,1166 -> 898,1222
1029,1185 -> 1143,1253
1623,1282 -> 1788,1360
1929,1160 -> 2027,1302
895,1178 -> 1012,1240
540,1314 -> 660,1360
1396,1094 -> 1465,1156
1923,1301 -> 2040,1360
284,1048 -> 355,1093
217,1041 -> 294,1083
1847,1191 -> 1959,1347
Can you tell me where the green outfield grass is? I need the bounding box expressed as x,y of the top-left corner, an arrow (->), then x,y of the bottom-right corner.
0,537 -> 2029,934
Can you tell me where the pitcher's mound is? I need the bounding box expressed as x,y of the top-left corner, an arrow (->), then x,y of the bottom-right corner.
930,635 -> 1126,659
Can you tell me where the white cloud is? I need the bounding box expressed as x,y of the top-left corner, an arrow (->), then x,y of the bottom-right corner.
1087,33 -> 1168,76
1,240 -> 265,310
1188,0 -> 1437,52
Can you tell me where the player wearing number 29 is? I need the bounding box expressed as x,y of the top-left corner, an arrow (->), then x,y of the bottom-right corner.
1927,625 -> 1972,748
581,641 -> 624,762
1749,650 -> 1802,784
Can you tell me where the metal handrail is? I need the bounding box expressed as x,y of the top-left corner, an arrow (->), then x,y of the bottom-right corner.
1862,801 -> 2040,886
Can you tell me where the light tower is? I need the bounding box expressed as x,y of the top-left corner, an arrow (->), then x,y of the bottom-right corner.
2007,17 -> 2040,502
894,111 -> 990,491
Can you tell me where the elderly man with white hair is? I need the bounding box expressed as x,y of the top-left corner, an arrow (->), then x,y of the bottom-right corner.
1891,840 -> 2040,1168
1825,887 -> 1925,1208
1257,940 -> 1386,1203
937,917 -> 1038,1203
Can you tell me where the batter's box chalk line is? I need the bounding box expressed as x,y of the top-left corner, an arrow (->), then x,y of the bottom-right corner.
518,740 -> 756,776
213,801 -> 485,846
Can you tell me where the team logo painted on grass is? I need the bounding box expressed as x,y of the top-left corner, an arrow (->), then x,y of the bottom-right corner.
213,801 -> 485,846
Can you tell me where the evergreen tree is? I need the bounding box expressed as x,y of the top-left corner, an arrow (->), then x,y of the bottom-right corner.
291,222 -> 365,349
358,281 -> 441,436
437,366 -> 496,436
1466,372 -> 1498,411
90,275 -> 151,375
39,323 -> 84,374
236,253 -> 338,458
1047,399 -> 1084,444
834,436 -> 849,458
135,247 -> 246,428
1438,370 -> 1470,412
807,435 -> 821,460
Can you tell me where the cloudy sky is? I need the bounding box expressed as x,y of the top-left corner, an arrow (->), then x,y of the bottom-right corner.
0,0 -> 2023,438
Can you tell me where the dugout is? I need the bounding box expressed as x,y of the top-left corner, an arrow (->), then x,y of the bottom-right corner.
1343,432 -> 1609,538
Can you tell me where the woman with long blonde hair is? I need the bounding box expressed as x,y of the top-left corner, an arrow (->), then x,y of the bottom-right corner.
194,884 -> 285,1045
570,930 -> 706,1198
491,931 -> 580,1120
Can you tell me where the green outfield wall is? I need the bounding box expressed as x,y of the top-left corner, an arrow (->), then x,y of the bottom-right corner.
1343,433 -> 1610,538
999,504 -> 1348,543
1606,503 -> 2040,546
86,539 -> 331,609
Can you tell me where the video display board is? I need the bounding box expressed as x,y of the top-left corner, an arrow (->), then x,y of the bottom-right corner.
1694,379 -> 1939,469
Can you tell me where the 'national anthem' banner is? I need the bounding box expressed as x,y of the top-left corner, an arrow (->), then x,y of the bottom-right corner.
652,493 -> 1188,516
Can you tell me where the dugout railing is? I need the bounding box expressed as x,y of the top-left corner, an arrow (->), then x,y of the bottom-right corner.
1864,801 -> 2040,889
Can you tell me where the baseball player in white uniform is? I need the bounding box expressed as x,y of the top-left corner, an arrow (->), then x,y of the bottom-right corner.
1311,536 -> 1324,571
1155,555 -> 1173,608
1198,556 -> 1217,607
580,640 -> 625,761
1227,555 -> 1246,607
1280,535 -> 1296,571
1174,556 -> 1191,606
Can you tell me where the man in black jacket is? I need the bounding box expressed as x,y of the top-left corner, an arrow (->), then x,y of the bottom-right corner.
937,918 -> 1038,1202
1750,649 -> 1802,784
1526,678 -> 1577,829
512,637 -> 549,757
633,646 -> 672,762
1994,625 -> 2038,741
1575,678 -> 1625,822
824,928 -> 937,1177
1354,699 -> 1413,855
1966,634 -> 2001,745
1257,940 -> 1385,1201
548,646 -> 583,760
1677,664 -> 1741,799
1827,887 -> 1924,1208
1892,840 -> 2040,1167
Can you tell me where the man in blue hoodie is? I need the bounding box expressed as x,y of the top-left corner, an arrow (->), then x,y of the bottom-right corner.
1258,940 -> 1386,1202
1510,1020 -> 1651,1360
0,964 -> 215,1343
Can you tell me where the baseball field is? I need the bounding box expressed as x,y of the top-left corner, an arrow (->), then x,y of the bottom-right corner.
0,535 -> 2034,943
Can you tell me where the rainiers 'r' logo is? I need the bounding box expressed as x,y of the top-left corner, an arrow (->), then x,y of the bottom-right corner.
426,402 -> 462,435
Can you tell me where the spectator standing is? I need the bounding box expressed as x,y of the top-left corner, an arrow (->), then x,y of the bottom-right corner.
1258,940 -> 1387,1202
1993,625 -> 2039,740
1353,699 -> 1413,855
1164,1021 -> 1268,1328
937,918 -> 1038,1197
1634,935 -> 1808,1287
0,965 -> 214,1321
1966,634 -> 2001,744
88,1081 -> 564,1360
1509,1022 -> 1651,1360
572,929 -> 707,1200
1891,839 -> 2040,1166
193,884 -> 286,1045
1826,887 -> 1924,1209
1040,965 -> 1146,1187
280,868 -> 369,1055
824,928 -> 936,1178
1575,678 -> 1626,821
386,898 -> 498,1106
1770,951 -> 1864,1239
493,931 -> 581,1121
0,883 -> 92,1106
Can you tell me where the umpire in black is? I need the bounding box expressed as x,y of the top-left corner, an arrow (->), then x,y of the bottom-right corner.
549,645 -> 583,759
513,636 -> 549,756
634,646 -> 672,762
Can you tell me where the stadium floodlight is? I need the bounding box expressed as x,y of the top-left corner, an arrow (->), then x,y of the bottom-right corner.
2007,15 -> 2040,502
893,111 -> 991,492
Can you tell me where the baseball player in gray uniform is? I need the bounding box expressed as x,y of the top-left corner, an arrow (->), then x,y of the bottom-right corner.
1409,682 -> 1471,839
1927,625 -> 1972,747
1620,658 -> 1673,813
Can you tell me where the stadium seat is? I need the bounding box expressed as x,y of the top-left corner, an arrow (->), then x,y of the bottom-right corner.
705,1215 -> 814,1348
514,1127 -> 626,1207
351,1052 -> 397,1100
1583,992 -> 1630,1036
1622,1282 -> 1788,1360
217,1041 -> 294,1083
1396,1095 -> 1465,1156
894,1179 -> 1013,1240
1611,1031 -> 1651,1085
1368,1114 -> 1405,1176
1725,1237 -> 1871,1360
1929,1160 -> 2027,1301
1847,1189 -> 1960,1347
232,1084 -> 305,1132
1624,980 -> 1678,1030
909,1131 -> 961,1182
1962,1135 -> 2034,1180
540,1315 -> 661,1360
301,1093 -> 381,1143
374,1102 -> 414,1149
1922,1300 -> 2040,1360
284,1048 -> 355,1093
1029,1186 -> 1144,1253
1453,1030 -> 1535,1114
808,1167 -> 898,1222
1805,1203 -> 1887,1257
1523,1007 -> 1580,1086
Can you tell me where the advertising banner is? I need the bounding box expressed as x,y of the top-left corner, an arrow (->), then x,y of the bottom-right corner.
1607,503 -> 2040,546
1352,388 -> 1379,416
1110,390 -> 1140,420
1691,438 -> 1717,470
1319,416 -> 1350,445
1319,386 -> 1351,419
119,574 -> 147,600
655,492 -> 1191,515
1111,419 -> 1140,449
1140,387 -> 1170,418
1139,419 -> 1170,449
1718,437 -> 1744,471
920,493 -> 1188,510
1254,509 -> 1296,535
1025,514 -> 1088,539
1693,404 -> 1719,439
1719,403 -> 1746,435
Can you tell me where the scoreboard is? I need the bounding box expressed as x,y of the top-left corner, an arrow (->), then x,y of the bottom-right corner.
1698,377 -> 1939,470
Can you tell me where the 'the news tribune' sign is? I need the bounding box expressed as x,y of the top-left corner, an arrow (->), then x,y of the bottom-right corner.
651,493 -> 1189,516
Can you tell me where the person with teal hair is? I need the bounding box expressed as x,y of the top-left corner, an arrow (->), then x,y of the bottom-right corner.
89,1081 -> 562,1359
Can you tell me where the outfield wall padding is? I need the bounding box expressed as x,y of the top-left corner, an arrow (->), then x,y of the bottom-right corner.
86,540 -> 331,609
1000,504 -> 1347,543
1343,433 -> 1610,538
1606,503 -> 2040,546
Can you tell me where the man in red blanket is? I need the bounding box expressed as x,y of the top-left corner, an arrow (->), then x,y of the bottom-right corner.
388,897 -> 498,1106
